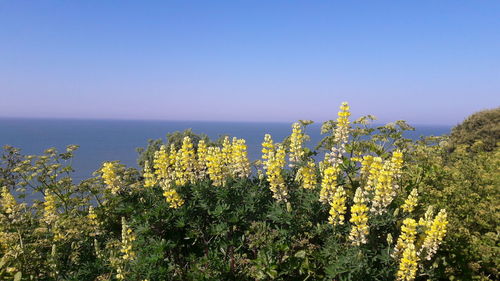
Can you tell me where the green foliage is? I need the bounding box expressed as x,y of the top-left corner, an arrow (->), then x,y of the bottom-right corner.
448,107 -> 500,152
409,140 -> 500,280
2,107 -> 497,280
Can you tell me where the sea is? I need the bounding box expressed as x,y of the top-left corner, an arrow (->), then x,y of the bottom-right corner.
0,118 -> 451,181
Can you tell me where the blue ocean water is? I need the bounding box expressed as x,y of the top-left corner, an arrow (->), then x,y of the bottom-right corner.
0,118 -> 451,181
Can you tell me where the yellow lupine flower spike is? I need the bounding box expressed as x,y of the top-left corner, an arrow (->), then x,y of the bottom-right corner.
143,161 -> 157,188
396,242 -> 419,281
101,162 -> 121,194
289,122 -> 305,166
296,161 -> 317,189
349,188 -> 369,245
265,144 -> 288,202
196,139 -> 208,179
0,186 -> 17,214
319,165 -> 339,204
230,137 -> 250,178
419,209 -> 448,260
261,134 -> 274,161
328,186 -> 347,225
401,189 -> 418,213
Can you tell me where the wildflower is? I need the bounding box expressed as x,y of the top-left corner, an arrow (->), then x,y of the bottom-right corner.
289,122 -> 305,166
390,150 -> 404,175
265,144 -> 288,202
153,145 -> 170,180
419,209 -> 448,260
393,218 -> 418,258
363,156 -> 383,193
120,217 -> 136,261
160,179 -> 184,208
88,206 -> 101,236
319,166 -> 339,204
221,136 -> 232,166
175,136 -> 197,186
1,186 -> 17,214
325,102 -> 350,166
328,186 -> 347,225
101,162 -> 121,194
261,134 -> 275,161
230,137 -> 250,178
168,144 -> 177,166
349,188 -> 369,245
43,192 -> 58,224
295,161 -> 317,189
143,161 -> 157,188
371,151 -> 403,215
361,155 -> 374,174
196,139 -> 208,179
206,147 -> 226,187
396,242 -> 419,281
401,189 -> 418,213
114,217 -> 137,280
418,206 -> 434,229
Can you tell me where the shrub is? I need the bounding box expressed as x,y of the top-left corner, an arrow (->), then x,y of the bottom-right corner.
448,107 -> 500,152
1,102 -> 450,280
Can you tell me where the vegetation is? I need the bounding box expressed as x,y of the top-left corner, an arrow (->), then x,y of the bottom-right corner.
409,114 -> 499,280
448,107 -> 500,152
0,102 -> 497,281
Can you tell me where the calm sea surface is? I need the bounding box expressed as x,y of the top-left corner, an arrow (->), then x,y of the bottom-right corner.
0,118 -> 451,181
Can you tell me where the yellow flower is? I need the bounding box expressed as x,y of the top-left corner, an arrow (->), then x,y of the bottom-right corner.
319,165 -> 339,204
328,186 -> 347,225
349,188 -> 369,245
101,162 -> 121,194
418,206 -> 434,229
206,147 -> 226,187
0,186 -> 17,214
174,136 -> 197,186
371,151 -> 403,215
265,144 -> 288,202
396,242 -> 419,281
401,189 -> 418,213
325,102 -> 350,166
261,134 -> 275,161
43,192 -> 58,224
153,145 -> 170,180
120,217 -> 136,262
419,209 -> 448,260
161,179 -> 185,209
196,139 -> 208,179
295,161 -> 317,189
221,136 -> 232,166
394,218 -> 418,259
143,161 -> 157,188
289,122 -> 305,166
362,155 -> 383,193
230,137 -> 250,178
391,150 -> 404,174
88,206 -> 101,236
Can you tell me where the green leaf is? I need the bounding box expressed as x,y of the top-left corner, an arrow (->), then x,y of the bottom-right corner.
14,272 -> 22,281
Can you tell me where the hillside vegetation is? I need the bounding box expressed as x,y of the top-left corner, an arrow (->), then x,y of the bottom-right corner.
0,103 -> 498,281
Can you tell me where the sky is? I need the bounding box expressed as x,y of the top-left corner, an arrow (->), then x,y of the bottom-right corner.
0,1 -> 499,125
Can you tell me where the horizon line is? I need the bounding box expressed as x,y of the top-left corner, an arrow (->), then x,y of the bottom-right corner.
0,115 -> 456,127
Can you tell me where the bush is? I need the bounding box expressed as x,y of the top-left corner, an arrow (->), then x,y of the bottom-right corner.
410,132 -> 499,280
448,107 -> 500,152
1,103 -> 451,280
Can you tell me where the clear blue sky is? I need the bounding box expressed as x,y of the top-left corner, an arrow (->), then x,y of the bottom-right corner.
1,1 -> 499,125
